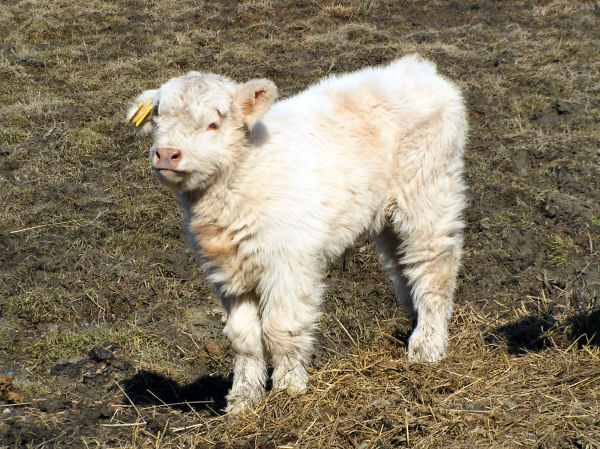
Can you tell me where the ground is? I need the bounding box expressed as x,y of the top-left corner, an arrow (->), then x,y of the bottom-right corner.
1,0 -> 599,448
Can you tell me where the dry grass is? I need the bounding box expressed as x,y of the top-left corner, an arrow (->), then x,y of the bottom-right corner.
108,317 -> 600,449
1,0 -> 599,447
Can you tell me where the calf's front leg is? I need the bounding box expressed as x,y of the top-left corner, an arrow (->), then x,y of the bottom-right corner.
223,294 -> 267,413
260,267 -> 323,396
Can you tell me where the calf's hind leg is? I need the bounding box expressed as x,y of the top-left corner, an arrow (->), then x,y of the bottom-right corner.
375,225 -> 414,322
393,182 -> 465,362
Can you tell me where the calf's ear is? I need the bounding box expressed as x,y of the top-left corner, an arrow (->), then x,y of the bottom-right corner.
234,79 -> 277,129
127,89 -> 157,135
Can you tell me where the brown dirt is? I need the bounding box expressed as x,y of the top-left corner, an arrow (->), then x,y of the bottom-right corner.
1,0 -> 599,448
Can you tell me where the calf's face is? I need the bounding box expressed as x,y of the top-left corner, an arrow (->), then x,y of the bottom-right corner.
128,72 -> 277,192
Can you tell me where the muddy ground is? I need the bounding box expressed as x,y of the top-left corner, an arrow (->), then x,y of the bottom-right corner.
1,0 -> 599,448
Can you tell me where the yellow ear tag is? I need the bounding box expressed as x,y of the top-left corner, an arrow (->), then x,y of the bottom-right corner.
129,101 -> 153,127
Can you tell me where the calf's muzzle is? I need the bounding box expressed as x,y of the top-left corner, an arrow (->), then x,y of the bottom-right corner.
154,147 -> 182,170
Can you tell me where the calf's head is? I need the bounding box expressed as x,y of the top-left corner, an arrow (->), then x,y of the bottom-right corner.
128,72 -> 277,192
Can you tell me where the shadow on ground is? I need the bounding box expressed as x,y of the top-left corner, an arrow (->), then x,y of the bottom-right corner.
122,371 -> 232,414
486,309 -> 600,354
568,309 -> 600,348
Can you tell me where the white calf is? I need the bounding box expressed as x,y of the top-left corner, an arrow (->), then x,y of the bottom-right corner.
128,54 -> 467,413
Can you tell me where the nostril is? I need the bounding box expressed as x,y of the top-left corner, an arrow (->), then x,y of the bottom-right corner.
171,150 -> 181,161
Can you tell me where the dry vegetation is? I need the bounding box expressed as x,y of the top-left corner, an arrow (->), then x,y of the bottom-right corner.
1,0 -> 599,448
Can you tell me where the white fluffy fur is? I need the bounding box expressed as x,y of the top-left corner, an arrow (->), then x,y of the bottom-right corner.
129,54 -> 467,413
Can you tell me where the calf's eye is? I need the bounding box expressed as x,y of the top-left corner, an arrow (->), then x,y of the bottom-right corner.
207,122 -> 219,131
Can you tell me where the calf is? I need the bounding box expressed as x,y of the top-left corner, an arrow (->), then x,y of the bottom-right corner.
128,54 -> 467,413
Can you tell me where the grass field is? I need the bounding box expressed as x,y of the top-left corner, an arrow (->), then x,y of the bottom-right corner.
1,0 -> 599,447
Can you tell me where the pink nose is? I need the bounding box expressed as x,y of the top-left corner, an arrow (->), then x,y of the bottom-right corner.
154,147 -> 182,170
